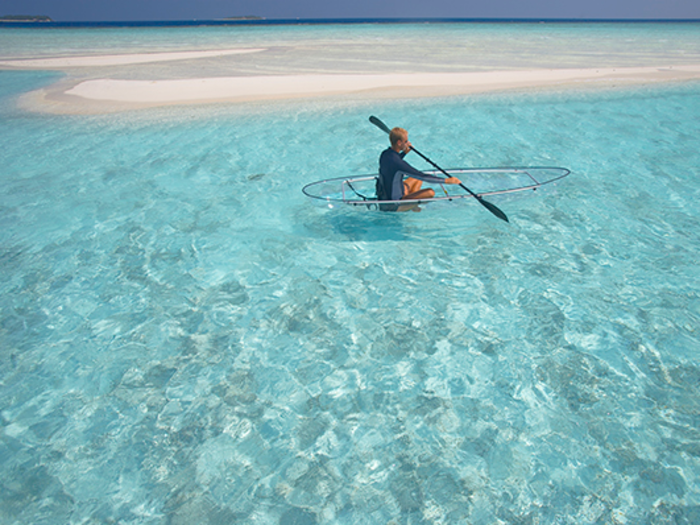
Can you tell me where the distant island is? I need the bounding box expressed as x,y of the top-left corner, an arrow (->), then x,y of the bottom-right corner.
221,16 -> 264,21
0,15 -> 53,22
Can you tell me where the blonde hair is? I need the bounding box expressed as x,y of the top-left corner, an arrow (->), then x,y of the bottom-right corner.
389,127 -> 407,147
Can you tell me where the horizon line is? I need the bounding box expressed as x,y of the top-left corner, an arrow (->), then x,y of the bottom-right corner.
2,17 -> 700,27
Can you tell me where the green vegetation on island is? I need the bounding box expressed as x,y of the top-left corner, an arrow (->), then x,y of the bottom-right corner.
0,15 -> 53,22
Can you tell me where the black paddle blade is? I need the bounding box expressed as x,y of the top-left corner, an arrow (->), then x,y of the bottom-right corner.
478,196 -> 509,222
369,116 -> 391,134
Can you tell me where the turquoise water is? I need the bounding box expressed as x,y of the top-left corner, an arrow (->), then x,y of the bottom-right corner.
2,23 -> 700,525
2,22 -> 700,77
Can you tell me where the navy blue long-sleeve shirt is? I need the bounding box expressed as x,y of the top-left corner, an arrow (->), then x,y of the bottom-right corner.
376,148 -> 444,201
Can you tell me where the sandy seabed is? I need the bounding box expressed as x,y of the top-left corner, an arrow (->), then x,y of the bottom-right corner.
4,48 -> 700,113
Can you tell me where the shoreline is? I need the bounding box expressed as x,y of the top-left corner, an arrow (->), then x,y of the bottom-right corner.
16,64 -> 700,114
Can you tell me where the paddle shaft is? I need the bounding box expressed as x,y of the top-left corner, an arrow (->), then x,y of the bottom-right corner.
405,146 -> 477,197
369,116 -> 509,222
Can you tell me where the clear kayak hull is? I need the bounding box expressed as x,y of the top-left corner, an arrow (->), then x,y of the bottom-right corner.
302,167 -> 570,209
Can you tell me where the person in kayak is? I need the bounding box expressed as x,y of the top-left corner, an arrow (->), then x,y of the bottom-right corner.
377,127 -> 461,211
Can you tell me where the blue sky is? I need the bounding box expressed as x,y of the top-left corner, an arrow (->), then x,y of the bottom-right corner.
1,0 -> 699,21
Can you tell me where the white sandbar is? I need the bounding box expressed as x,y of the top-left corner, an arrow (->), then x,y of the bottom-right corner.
17,63 -> 700,114
66,65 -> 700,102
0,48 -> 265,68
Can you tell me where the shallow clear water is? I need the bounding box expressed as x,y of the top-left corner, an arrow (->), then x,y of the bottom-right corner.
2,23 -> 700,525
2,22 -> 700,78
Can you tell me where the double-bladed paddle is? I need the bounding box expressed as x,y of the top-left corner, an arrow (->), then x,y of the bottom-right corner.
369,115 -> 509,223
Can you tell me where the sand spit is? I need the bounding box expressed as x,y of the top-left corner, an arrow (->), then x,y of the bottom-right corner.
0,48 -> 266,68
17,64 -> 700,114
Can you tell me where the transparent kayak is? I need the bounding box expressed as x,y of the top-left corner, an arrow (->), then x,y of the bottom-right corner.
302,167 -> 570,210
